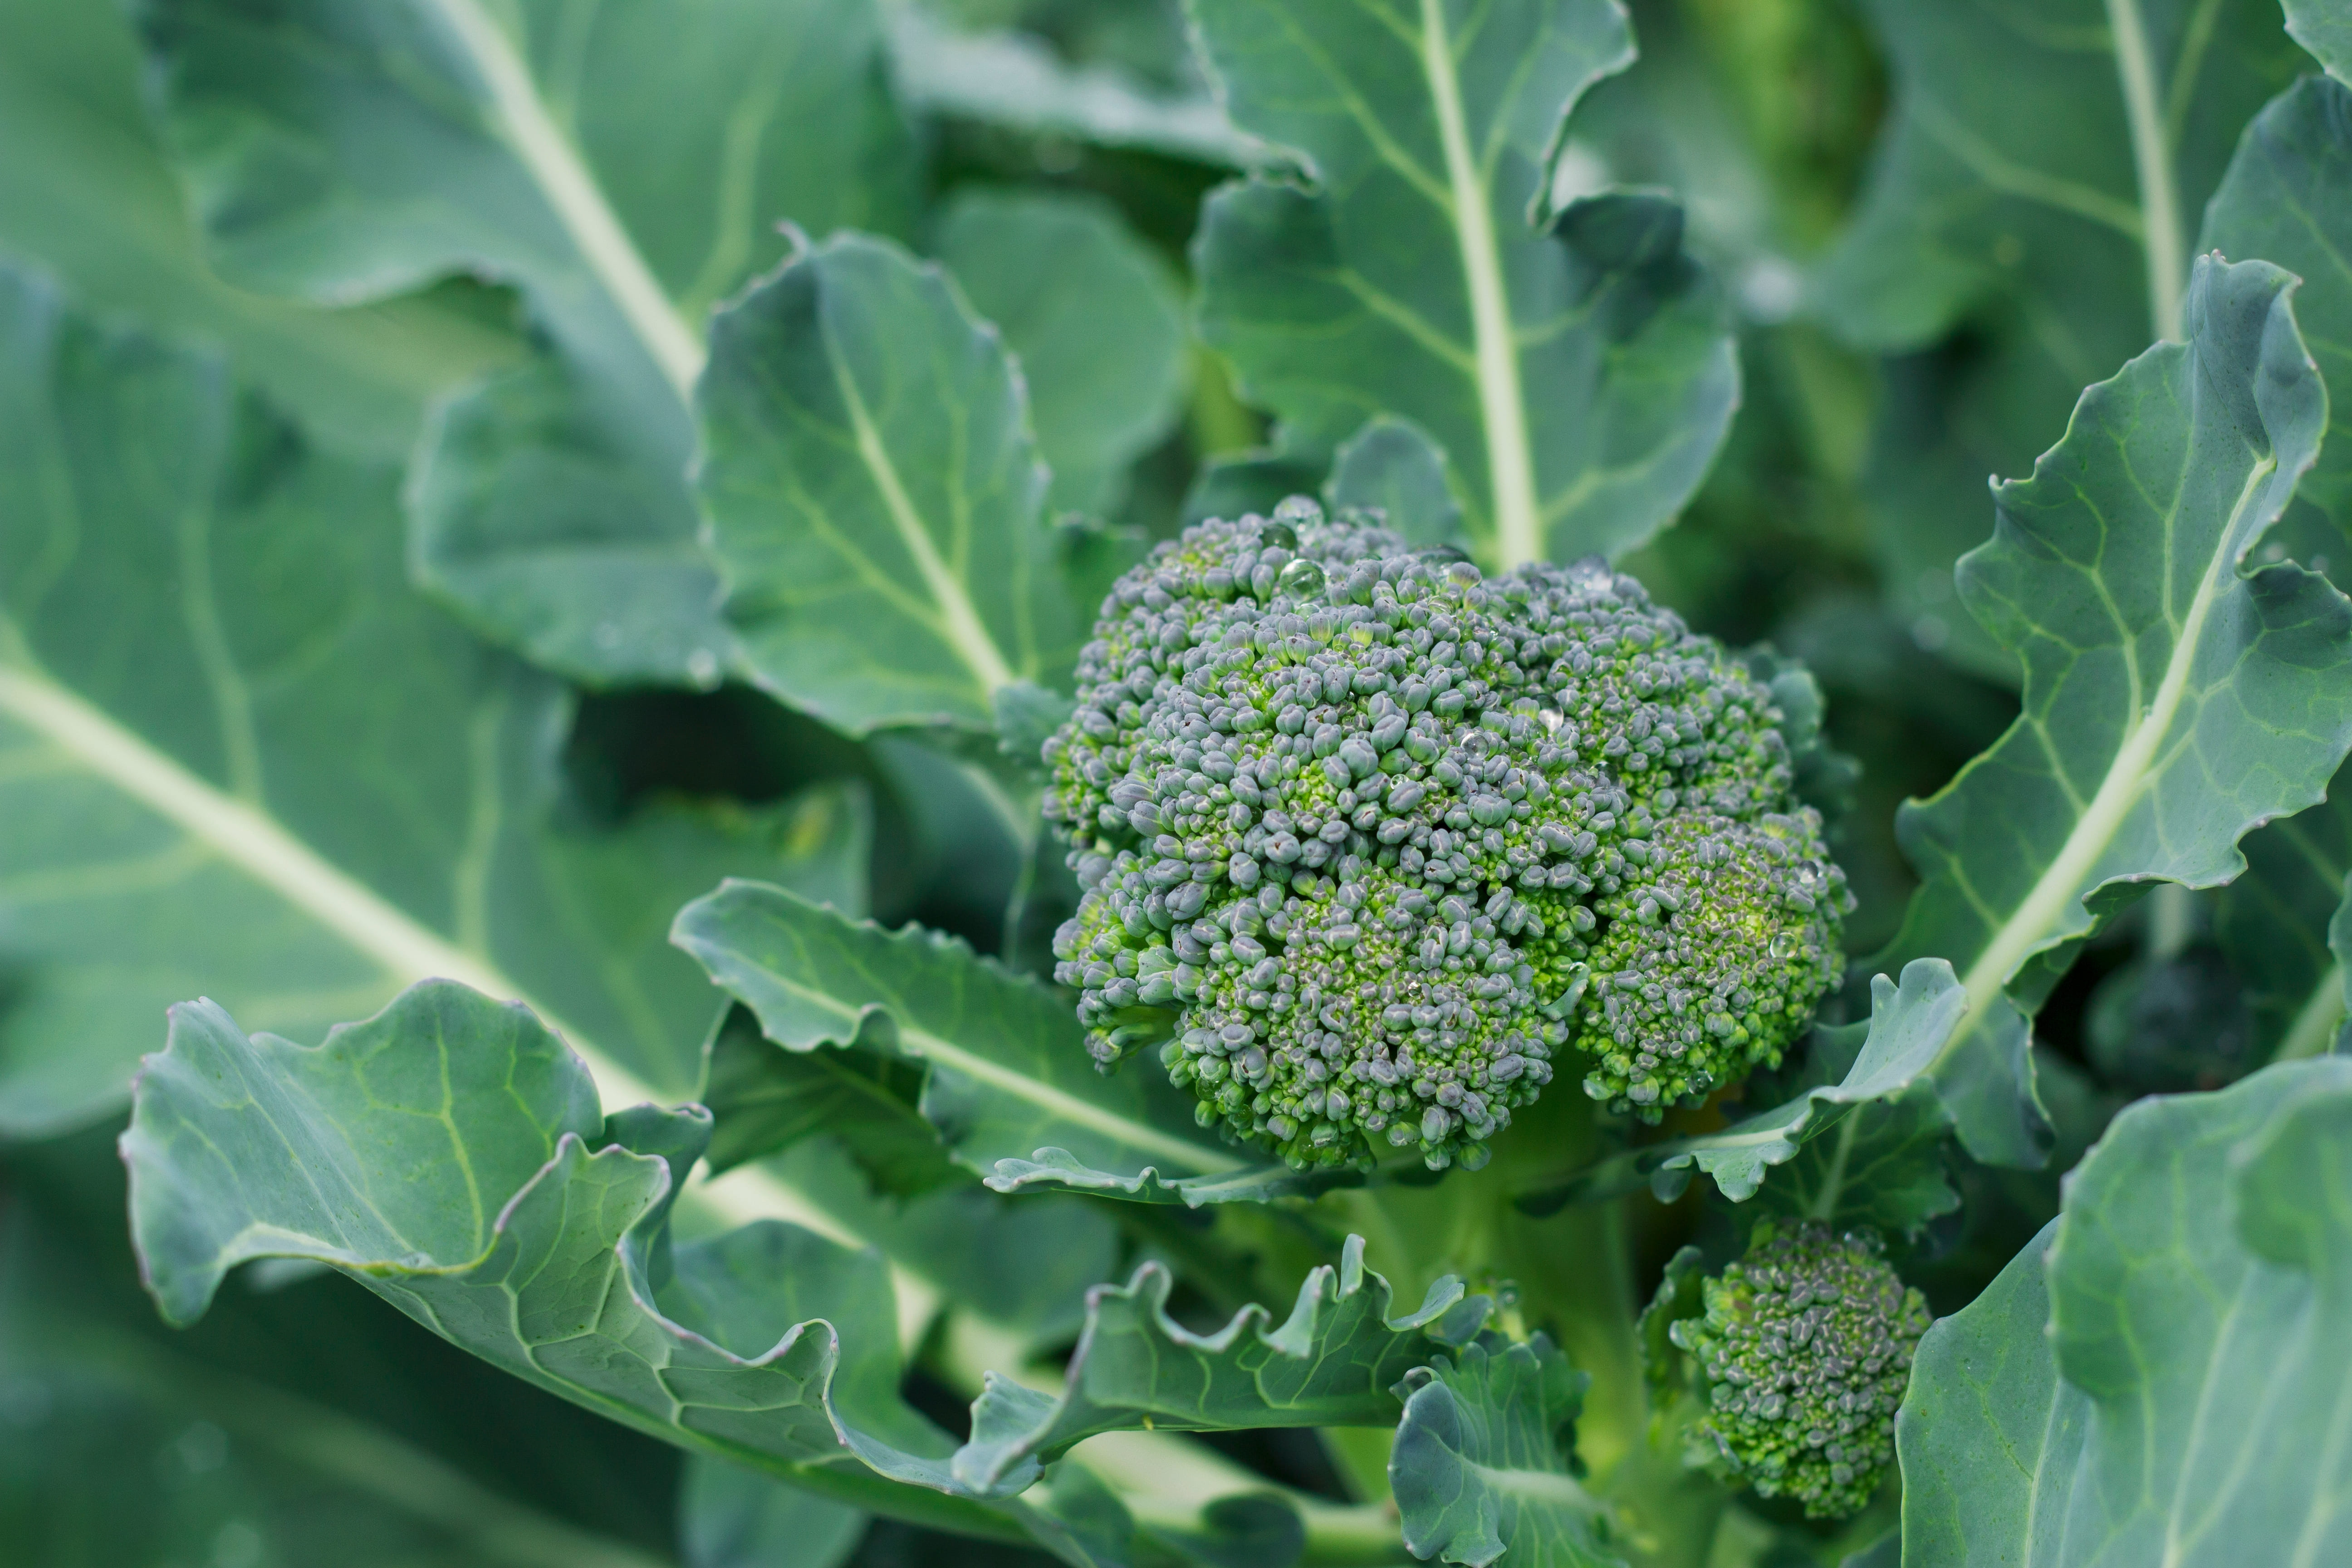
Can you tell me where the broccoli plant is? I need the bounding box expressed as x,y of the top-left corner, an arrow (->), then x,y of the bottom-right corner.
5,1 -> 2352,1566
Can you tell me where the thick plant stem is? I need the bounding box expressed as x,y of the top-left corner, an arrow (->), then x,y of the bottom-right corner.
1325,1093 -> 1645,1474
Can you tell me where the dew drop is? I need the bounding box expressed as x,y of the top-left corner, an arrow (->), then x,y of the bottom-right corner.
1539,707 -> 1565,734
1276,557 -> 1325,598
1261,521 -> 1299,551
686,648 -> 722,688
1565,554 -> 1615,593
1769,930 -> 1801,961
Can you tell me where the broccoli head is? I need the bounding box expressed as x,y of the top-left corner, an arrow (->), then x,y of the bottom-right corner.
1042,500 -> 1848,1170
1671,1220 -> 1931,1519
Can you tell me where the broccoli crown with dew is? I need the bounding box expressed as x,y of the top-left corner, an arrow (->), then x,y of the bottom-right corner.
1671,1220 -> 1931,1519
1042,500 -> 1848,1172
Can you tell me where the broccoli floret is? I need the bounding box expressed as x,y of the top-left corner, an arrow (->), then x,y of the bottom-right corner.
1042,499 -> 1849,1170
1671,1220 -> 1931,1519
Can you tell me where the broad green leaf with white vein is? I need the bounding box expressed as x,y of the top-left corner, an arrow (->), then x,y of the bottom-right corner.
118,984 -> 1106,1560
1896,1059 -> 2352,1566
1868,255 -> 2352,1165
671,881 -> 1246,1188
2288,0 -> 2352,83
697,236 -> 1079,733
1387,1337 -> 1620,1568
0,265 -> 858,1132
935,189 -> 1189,519
1188,0 -> 1738,570
1811,0 -> 2301,679
128,0 -> 916,685
0,0 -> 522,462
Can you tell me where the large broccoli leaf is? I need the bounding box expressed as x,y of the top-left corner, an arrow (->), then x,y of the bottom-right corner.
0,266 -> 858,1134
2287,0 -> 2352,84
1810,0 -> 2298,680
696,236 -> 1091,733
1896,1058 -> 2352,1565
1868,254 -> 2352,1165
0,0 -> 520,461
127,0 -> 917,686
1388,1337 -> 1621,1568
1187,0 -> 1737,569
118,983 -> 1101,1558
672,880 -> 1329,1203
0,1178 -> 677,1568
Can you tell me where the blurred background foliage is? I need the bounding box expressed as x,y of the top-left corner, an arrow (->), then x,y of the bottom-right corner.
5,0 -> 2314,1561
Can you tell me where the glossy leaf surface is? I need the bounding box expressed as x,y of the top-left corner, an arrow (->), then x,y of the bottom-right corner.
1189,0 -> 1737,569
698,236 -> 1076,732
1872,255 -> 2351,1164
1898,1058 -> 2352,1565
1389,1337 -> 1619,1568
672,880 -> 1250,1193
0,267 -> 858,1133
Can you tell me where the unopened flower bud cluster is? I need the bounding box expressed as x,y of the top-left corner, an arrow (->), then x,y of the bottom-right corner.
1673,1220 -> 1932,1518
1043,500 -> 1849,1169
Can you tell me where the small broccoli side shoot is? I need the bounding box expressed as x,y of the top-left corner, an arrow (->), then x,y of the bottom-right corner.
1041,500 -> 1849,1170
1671,1220 -> 1931,1519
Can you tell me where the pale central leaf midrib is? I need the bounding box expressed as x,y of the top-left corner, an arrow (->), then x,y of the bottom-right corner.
1955,456 -> 2274,1026
1416,0 -> 1541,570
423,0 -> 706,397
0,658 -> 882,1256
750,965 -> 1239,1172
2105,0 -> 2186,341
826,323 -> 1020,698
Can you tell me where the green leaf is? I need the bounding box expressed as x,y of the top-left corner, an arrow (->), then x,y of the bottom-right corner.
883,4 -> 1270,168
118,982 -> 1099,1556
752,1135 -> 1121,1356
128,0 -> 917,686
934,189 -> 1190,518
1895,1058 -> 2352,1566
671,880 -> 1258,1196
1812,0 -> 2301,680
680,1455 -> 866,1568
2287,0 -> 2352,85
0,0 -> 522,461
1188,0 -> 1738,570
2202,74 -> 2352,540
2215,756 -> 2352,1062
701,1004 -> 960,1196
0,1190 -> 674,1568
982,1147 -> 1366,1207
1518,960 -> 1968,1220
1324,416 -> 1468,549
0,267 -> 860,1132
697,235 -> 1079,733
1388,1337 -> 1622,1568
1869,254 -> 2351,1166
951,1235 -> 1484,1496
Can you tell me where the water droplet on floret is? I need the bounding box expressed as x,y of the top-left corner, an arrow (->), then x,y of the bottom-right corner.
1276,557 -> 1325,598
1261,521 -> 1299,551
1565,555 -> 1614,593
